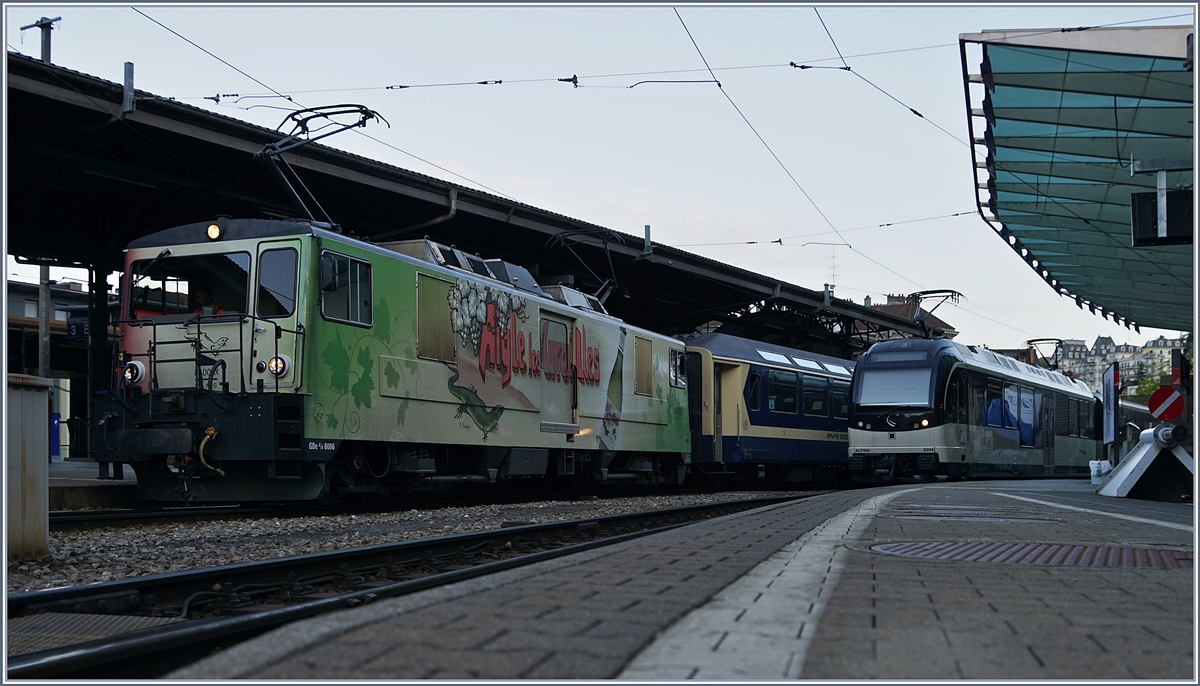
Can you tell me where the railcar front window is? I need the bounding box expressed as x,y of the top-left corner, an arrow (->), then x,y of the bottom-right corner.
854,368 -> 932,407
128,252 -> 250,319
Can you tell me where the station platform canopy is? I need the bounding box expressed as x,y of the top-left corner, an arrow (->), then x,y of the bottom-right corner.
959,26 -> 1193,333
6,51 -> 927,357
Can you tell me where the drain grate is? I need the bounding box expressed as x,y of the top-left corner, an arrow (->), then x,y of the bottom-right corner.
871,541 -> 1193,568
882,504 -> 1051,523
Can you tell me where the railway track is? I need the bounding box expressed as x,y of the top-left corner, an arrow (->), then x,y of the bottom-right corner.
9,494 -> 803,679
47,487 -> 737,530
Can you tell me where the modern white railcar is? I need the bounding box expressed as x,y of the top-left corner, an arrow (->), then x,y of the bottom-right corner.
848,339 -> 1098,481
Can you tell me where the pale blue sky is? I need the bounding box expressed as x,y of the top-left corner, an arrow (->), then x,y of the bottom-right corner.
4,4 -> 1193,349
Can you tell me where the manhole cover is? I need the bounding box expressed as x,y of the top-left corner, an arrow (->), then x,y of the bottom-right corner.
871,541 -> 1193,568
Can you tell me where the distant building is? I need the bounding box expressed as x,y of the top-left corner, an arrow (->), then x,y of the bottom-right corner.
864,294 -> 959,340
5,278 -> 118,459
1056,334 -> 1188,392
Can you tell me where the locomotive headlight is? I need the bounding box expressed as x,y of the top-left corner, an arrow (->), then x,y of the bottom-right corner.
206,224 -> 222,240
920,418 -> 930,427
122,360 -> 146,384
266,354 -> 291,377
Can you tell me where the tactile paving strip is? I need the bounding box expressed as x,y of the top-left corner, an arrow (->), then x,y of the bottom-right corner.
871,541 -> 1193,568
7,612 -> 184,655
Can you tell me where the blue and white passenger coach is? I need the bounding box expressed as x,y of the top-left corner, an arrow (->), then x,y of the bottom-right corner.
848,339 -> 1098,481
684,333 -> 855,483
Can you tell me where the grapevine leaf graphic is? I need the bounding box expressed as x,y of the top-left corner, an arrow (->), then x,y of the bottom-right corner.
384,360 -> 400,389
396,398 -> 410,425
327,414 -> 339,430
322,334 -> 351,393
401,343 -> 418,373
376,298 -> 392,345
352,346 -> 374,409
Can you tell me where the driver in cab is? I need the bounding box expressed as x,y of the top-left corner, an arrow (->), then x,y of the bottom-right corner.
192,287 -> 225,316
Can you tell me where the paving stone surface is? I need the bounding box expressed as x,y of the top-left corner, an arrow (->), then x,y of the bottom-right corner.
800,483 -> 1194,680
170,481 -> 1193,680
171,489 -> 878,679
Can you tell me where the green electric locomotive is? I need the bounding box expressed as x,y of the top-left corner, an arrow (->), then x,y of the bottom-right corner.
91,218 -> 692,503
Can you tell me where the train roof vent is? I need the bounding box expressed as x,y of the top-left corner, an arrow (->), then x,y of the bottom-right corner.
452,249 -> 495,278
542,284 -> 607,314
484,259 -> 546,297
377,239 -> 440,264
824,363 -> 853,376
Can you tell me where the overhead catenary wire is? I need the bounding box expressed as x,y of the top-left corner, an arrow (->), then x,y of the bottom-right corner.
173,12 -> 1191,101
132,7 -> 515,202
671,8 -> 857,255
674,210 -> 979,246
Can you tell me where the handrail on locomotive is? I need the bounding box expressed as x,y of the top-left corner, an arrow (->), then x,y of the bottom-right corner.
116,311 -> 306,400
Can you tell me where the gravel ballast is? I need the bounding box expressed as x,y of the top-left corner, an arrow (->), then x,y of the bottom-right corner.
7,492 -> 805,593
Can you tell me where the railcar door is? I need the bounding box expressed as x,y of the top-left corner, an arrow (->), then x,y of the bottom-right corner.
951,373 -> 968,448
712,364 -> 723,462
539,313 -> 577,436
253,241 -> 303,390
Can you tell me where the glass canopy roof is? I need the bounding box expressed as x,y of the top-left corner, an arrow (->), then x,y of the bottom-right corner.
960,27 -> 1193,333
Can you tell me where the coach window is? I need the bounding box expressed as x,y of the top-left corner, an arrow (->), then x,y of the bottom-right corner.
257,248 -> 298,318
1019,386 -> 1035,447
1078,400 -> 1092,439
767,369 -> 798,413
1067,398 -> 1080,437
985,378 -> 1003,427
831,380 -> 850,419
321,251 -> 372,327
745,373 -> 762,411
1003,383 -> 1019,430
803,376 -> 829,417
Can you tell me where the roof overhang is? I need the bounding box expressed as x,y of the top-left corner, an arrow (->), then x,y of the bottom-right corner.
6,51 -> 927,356
959,26 -> 1194,333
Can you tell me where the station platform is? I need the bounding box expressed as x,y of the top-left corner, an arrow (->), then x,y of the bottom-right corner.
48,458 -> 137,510
169,479 -> 1194,680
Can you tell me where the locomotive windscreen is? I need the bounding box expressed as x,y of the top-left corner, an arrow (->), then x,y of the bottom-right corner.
854,368 -> 932,407
128,251 -> 250,319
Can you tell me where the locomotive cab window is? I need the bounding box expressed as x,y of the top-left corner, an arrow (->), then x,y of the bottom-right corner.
669,349 -> 687,388
321,251 -> 372,327
257,248 -> 298,318
768,369 -> 798,413
128,251 -> 250,319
